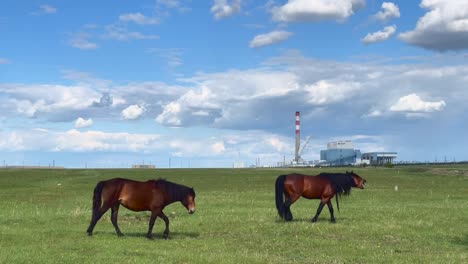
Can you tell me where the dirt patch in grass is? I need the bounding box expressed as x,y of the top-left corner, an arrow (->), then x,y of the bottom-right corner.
429,168 -> 468,177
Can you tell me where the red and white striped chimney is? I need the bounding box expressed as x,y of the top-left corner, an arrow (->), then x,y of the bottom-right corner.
295,111 -> 300,162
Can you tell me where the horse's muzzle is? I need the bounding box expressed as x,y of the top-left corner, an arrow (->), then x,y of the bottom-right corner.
188,208 -> 195,214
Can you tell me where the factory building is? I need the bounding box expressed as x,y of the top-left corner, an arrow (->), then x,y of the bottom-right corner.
320,140 -> 362,166
361,152 -> 398,165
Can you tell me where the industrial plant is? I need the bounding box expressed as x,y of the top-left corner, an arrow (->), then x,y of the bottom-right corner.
290,111 -> 397,167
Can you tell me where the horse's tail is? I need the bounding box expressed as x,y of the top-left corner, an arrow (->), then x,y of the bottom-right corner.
275,175 -> 287,218
91,181 -> 105,221
335,193 -> 340,212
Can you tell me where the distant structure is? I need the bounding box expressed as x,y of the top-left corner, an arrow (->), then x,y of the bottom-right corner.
362,152 -> 398,165
294,111 -> 301,163
132,164 -> 156,169
320,140 -> 362,166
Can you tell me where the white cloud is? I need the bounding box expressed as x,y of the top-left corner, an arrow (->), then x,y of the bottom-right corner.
211,142 -> 225,154
69,32 -> 98,50
249,31 -> 293,48
119,13 -> 159,25
390,93 -> 446,113
0,58 -> 11,64
158,0 -> 180,8
39,5 -> 57,14
122,104 -> 145,120
304,80 -> 361,105
399,0 -> 468,51
0,84 -> 100,118
362,25 -> 397,44
211,0 -> 242,19
272,0 -> 365,23
373,2 -> 400,22
147,48 -> 184,67
104,25 -> 159,41
75,117 -> 93,128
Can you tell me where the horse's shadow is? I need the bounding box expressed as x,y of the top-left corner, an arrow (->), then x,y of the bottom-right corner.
275,217 -> 349,223
452,234 -> 468,247
91,231 -> 200,239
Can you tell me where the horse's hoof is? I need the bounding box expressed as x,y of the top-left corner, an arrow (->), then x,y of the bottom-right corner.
331,219 -> 336,223
147,235 -> 154,240
311,218 -> 317,223
117,233 -> 124,237
87,232 -> 93,236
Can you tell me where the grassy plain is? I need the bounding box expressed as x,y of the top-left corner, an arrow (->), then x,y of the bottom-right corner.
0,166 -> 467,263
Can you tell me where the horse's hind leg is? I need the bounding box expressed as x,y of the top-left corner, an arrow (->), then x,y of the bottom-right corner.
326,201 -> 336,223
158,211 -> 170,239
87,202 -> 112,236
284,194 -> 299,221
111,203 -> 124,237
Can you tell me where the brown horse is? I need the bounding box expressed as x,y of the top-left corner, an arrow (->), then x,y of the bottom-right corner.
275,171 -> 366,222
86,178 -> 196,239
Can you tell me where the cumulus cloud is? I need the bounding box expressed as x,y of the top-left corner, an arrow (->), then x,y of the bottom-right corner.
399,0 -> 468,51
119,13 -> 159,25
390,93 -> 446,113
304,80 -> 361,104
249,31 -> 293,48
373,2 -> 400,22
362,25 -> 397,44
69,32 -> 98,50
0,58 -> 11,64
39,5 -> 57,14
211,0 -> 242,19
122,104 -> 145,120
75,117 -> 93,128
103,25 -> 159,41
271,0 -> 365,23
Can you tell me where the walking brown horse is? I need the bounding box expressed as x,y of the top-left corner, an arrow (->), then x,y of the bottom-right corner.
86,178 -> 196,239
275,171 -> 366,222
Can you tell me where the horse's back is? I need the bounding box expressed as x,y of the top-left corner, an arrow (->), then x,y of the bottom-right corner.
101,178 -> 163,212
285,173 -> 332,199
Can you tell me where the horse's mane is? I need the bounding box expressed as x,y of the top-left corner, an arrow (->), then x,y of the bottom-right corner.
318,172 -> 355,197
153,178 -> 195,201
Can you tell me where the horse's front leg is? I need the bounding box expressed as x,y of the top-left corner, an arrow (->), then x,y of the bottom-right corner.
147,210 -> 158,239
327,201 -> 336,223
311,201 -> 326,222
158,211 -> 170,239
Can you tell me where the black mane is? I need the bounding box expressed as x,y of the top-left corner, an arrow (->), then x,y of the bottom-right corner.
318,172 -> 355,197
154,178 -> 195,201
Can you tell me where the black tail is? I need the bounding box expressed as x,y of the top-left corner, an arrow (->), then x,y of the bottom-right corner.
91,181 -> 105,222
275,175 -> 286,218
335,194 -> 340,212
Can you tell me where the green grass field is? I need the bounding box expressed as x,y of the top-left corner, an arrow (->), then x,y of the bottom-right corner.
0,166 -> 467,263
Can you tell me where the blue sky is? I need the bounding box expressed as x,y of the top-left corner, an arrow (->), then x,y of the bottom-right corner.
1,0 -> 468,168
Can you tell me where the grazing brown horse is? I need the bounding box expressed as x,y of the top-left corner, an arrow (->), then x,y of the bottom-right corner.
275,171 -> 366,222
86,178 -> 196,239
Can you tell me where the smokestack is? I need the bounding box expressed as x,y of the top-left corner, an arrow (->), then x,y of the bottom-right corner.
295,111 -> 300,162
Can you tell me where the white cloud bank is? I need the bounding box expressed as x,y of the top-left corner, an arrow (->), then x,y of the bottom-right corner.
75,117 -> 93,128
119,13 -> 159,25
249,31 -> 293,48
362,25 -> 397,44
373,2 -> 400,22
211,0 -> 241,20
122,104 -> 145,120
399,0 -> 468,51
272,0 -> 365,22
390,93 -> 446,113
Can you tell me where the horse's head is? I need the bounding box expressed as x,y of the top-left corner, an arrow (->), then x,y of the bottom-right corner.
347,171 -> 367,189
181,188 -> 196,214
